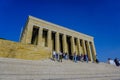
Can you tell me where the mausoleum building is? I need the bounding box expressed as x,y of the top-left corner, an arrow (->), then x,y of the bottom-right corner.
20,16 -> 96,62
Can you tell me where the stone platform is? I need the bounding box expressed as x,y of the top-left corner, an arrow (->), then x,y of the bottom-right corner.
0,58 -> 120,80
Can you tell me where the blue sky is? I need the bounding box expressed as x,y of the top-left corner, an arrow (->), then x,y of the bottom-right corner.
0,0 -> 120,62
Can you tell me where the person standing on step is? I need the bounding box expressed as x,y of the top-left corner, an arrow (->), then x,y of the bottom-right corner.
81,54 -> 84,62
52,50 -> 56,61
114,58 -> 120,66
85,54 -> 88,63
73,52 -> 77,63
56,52 -> 59,61
59,51 -> 63,62
65,52 -> 68,60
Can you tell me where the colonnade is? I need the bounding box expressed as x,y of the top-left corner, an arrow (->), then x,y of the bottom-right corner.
24,26 -> 96,62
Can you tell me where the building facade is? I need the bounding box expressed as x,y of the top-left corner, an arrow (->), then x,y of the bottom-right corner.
20,16 -> 96,62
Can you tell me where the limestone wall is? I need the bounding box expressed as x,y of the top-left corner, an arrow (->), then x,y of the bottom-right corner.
0,39 -> 51,60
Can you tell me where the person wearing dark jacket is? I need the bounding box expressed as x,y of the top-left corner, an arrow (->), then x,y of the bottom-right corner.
114,58 -> 120,66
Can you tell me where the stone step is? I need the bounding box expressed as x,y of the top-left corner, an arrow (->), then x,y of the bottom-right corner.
0,74 -> 120,80
0,58 -> 120,80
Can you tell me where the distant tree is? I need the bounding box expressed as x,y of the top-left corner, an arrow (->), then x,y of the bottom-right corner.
0,38 -> 6,40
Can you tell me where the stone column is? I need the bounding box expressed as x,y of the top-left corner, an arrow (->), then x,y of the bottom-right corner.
91,42 -> 96,61
82,39 -> 86,55
71,36 -> 75,55
20,29 -> 26,43
38,27 -> 43,46
47,30 -> 52,57
86,41 -> 93,62
77,38 -> 81,55
55,32 -> 60,53
25,22 -> 33,44
63,34 -> 67,53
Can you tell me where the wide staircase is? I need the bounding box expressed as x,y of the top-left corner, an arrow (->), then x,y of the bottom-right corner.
0,58 -> 120,80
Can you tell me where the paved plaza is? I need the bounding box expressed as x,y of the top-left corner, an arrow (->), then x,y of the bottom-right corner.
0,58 -> 120,80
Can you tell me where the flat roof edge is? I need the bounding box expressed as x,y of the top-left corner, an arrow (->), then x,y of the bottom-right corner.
28,15 -> 94,39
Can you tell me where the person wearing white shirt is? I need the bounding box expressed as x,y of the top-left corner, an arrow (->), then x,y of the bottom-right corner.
52,51 -> 56,61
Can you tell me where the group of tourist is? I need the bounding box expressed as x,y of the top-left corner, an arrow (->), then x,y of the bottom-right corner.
52,51 -> 73,62
108,58 -> 120,66
52,51 -> 99,63
72,52 -> 90,63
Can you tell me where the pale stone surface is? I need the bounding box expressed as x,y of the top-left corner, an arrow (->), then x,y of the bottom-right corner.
0,58 -> 120,80
0,39 -> 50,60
